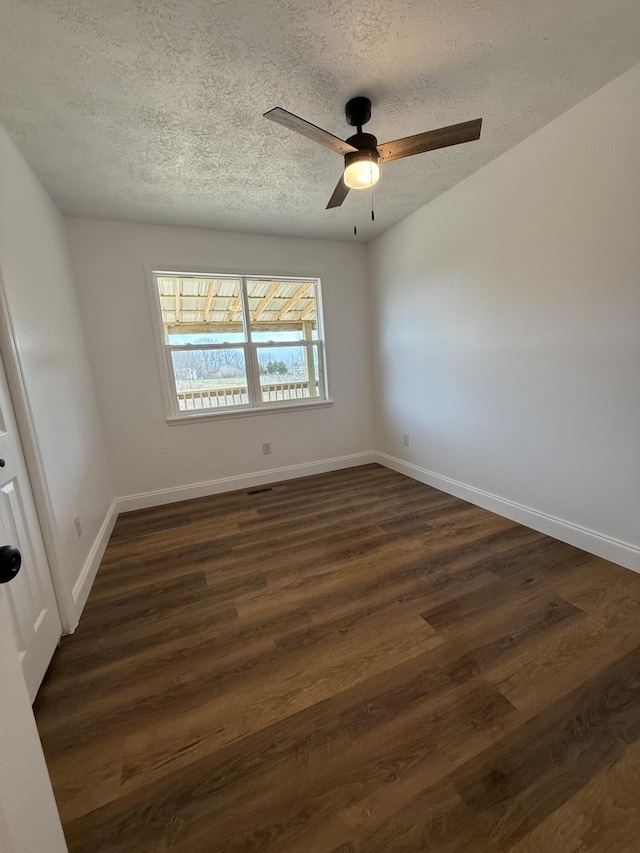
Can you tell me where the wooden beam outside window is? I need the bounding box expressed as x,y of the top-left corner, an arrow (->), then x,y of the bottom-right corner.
299,301 -> 316,321
201,280 -> 216,323
174,280 -> 181,322
276,283 -> 314,321
252,281 -> 281,322
226,292 -> 243,322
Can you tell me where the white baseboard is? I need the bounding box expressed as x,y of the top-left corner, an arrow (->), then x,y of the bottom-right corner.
375,452 -> 640,573
115,452 -> 377,513
70,498 -> 119,624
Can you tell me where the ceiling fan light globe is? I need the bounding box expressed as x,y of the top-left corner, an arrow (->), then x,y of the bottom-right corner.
344,158 -> 380,190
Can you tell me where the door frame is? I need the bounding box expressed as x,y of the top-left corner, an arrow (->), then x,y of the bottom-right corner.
0,268 -> 75,632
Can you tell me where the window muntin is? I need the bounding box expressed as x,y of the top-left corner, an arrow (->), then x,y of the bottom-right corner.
152,273 -> 327,417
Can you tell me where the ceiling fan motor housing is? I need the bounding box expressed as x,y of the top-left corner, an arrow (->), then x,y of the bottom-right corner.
346,132 -> 377,151
345,131 -> 379,170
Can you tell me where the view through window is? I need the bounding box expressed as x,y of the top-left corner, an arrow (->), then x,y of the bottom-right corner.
152,273 -> 327,416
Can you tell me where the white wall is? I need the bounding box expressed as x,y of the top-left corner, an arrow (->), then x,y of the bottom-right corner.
66,219 -> 374,501
369,63 -> 640,566
0,125 -> 115,626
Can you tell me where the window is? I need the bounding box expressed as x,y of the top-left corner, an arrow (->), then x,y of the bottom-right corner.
150,272 -> 329,419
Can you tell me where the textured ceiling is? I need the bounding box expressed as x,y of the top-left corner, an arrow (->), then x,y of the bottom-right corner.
1,1 -> 639,242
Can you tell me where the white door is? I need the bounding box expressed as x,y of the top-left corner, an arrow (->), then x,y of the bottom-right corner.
0,589 -> 68,852
0,353 -> 61,699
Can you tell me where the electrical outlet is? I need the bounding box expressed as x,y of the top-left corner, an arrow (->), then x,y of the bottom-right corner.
402,434 -> 410,447
262,442 -> 272,455
73,515 -> 82,538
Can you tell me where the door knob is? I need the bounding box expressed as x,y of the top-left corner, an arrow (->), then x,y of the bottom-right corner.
0,545 -> 22,584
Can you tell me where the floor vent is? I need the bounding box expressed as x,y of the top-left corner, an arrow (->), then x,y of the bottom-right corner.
247,487 -> 273,495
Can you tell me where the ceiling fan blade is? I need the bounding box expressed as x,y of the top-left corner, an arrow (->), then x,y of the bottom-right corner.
264,107 -> 357,155
326,175 -> 350,209
377,118 -> 482,163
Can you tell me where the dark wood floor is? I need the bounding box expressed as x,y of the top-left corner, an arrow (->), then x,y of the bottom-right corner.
34,463 -> 640,852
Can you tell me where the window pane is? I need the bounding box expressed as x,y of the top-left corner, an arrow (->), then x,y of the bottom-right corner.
157,276 -> 245,344
248,280 -> 318,342
256,344 -> 322,403
171,348 -> 248,410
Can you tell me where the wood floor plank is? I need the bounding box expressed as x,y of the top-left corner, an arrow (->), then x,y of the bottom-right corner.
44,735 -> 127,825
117,608 -> 440,794
33,463 -> 640,852
485,592 -> 640,716
508,739 -> 640,852
443,644 -> 640,851
163,678 -> 518,853
420,537 -> 591,634
63,697 -> 348,852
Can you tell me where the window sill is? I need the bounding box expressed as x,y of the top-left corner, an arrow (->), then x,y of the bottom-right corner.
166,398 -> 334,425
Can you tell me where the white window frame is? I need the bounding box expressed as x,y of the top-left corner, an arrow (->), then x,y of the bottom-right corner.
147,269 -> 332,423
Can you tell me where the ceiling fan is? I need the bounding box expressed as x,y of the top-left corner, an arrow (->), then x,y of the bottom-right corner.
264,96 -> 482,209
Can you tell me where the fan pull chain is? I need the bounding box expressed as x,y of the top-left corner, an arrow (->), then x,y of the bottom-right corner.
371,182 -> 375,222
352,189 -> 357,237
